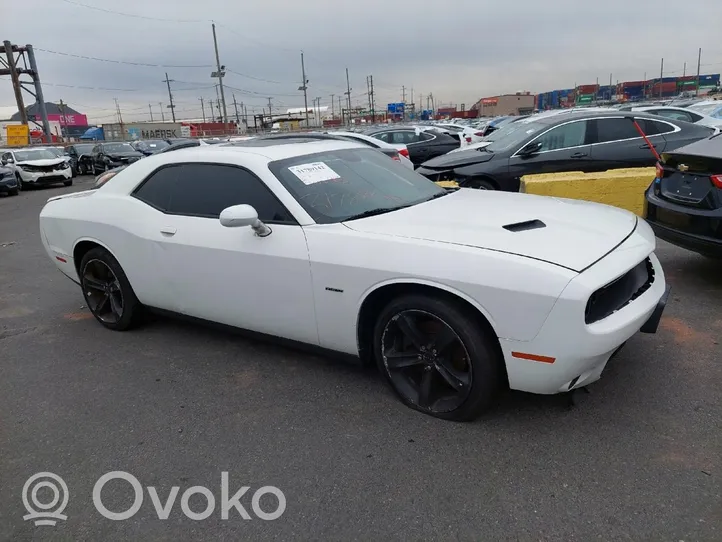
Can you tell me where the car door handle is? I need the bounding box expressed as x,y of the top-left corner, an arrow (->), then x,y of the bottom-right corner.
570,152 -> 588,158
640,143 -> 656,149
160,227 -> 177,236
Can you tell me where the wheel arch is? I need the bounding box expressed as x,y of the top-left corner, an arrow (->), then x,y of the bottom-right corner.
72,238 -> 121,277
355,279 -> 506,380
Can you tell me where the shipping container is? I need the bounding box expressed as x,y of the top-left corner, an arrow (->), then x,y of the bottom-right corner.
577,84 -> 598,94
102,122 -> 184,141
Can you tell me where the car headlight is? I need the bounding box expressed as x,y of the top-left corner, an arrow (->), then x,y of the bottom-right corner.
60,162 -> 70,169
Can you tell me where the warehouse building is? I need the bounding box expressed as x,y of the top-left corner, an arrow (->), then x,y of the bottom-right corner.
471,92 -> 535,117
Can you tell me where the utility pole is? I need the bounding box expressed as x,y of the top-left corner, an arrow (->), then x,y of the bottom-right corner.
163,72 -> 176,122
232,93 -> 240,124
211,23 -> 228,124
369,75 -> 375,122
299,52 -> 310,127
402,85 -> 406,121
345,68 -> 352,126
696,48 -> 702,96
114,98 -> 124,140
58,99 -> 69,141
199,97 -> 205,123
683,63 -> 686,77
159,102 -> 165,122
338,96 -> 343,124
2,41 -> 28,128
148,104 -> 154,122
330,94 -> 335,119
660,58 -> 664,99
267,97 -> 273,122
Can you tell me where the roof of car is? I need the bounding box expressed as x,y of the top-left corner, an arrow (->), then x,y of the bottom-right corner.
167,139 -> 366,162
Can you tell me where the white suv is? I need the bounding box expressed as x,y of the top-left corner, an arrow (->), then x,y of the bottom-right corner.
0,147 -> 73,190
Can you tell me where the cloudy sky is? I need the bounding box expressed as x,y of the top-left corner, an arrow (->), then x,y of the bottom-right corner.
2,0 -> 721,124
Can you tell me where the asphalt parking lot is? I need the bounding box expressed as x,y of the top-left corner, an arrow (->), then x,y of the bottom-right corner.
1,177 -> 720,541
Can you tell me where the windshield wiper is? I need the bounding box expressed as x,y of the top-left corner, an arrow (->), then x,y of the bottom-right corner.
343,206 -> 409,221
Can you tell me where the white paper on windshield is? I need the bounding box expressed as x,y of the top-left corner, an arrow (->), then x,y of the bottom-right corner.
288,162 -> 341,185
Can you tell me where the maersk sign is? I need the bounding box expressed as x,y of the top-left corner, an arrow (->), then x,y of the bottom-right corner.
102,122 -> 183,141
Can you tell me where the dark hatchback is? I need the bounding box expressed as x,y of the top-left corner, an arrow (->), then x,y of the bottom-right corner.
645,136 -> 722,257
416,111 -> 716,191
90,142 -> 144,175
363,126 -> 460,166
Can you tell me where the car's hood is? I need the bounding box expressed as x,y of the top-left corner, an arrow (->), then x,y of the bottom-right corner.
420,150 -> 495,170
343,189 -> 638,272
17,158 -> 66,167
449,140 -> 492,154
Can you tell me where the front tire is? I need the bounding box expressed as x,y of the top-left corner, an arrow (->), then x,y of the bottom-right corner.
15,173 -> 24,191
373,294 -> 502,421
464,178 -> 495,190
63,179 -> 73,186
79,247 -> 143,331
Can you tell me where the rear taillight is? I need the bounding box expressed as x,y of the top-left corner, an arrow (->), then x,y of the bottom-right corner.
474,132 -> 484,136
711,174 -> 722,189
392,152 -> 401,161
465,136 -> 472,143
655,162 -> 664,179
399,148 -> 409,158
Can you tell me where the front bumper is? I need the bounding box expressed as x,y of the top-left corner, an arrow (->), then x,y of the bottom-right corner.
500,221 -> 668,395
18,167 -> 72,184
0,175 -> 18,192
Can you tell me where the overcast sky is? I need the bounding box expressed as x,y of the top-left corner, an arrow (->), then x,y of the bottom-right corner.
2,0 -> 721,123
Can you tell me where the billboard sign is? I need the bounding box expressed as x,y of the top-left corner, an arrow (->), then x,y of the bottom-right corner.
5,124 -> 29,146
387,102 -> 405,114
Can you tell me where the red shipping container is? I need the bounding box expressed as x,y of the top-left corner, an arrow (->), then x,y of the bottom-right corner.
577,84 -> 598,93
621,80 -> 645,87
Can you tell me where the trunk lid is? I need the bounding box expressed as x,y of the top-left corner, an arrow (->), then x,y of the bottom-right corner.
659,138 -> 722,209
343,189 -> 638,272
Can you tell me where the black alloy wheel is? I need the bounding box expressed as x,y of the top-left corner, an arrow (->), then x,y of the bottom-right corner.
374,295 -> 501,421
82,259 -> 124,324
80,247 -> 143,330
381,309 -> 473,413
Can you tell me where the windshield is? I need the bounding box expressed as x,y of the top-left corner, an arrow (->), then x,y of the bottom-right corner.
485,121 -> 545,152
14,149 -> 58,161
103,143 -> 135,153
135,140 -> 170,151
688,103 -> 722,117
268,148 -> 445,224
46,147 -> 64,156
74,144 -> 95,153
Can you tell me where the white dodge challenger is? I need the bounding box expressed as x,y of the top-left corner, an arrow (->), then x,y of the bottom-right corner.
39,139 -> 670,421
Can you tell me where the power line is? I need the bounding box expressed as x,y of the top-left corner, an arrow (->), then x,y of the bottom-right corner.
34,47 -> 212,68
59,0 -> 204,23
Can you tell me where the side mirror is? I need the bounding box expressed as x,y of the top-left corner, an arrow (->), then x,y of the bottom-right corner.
219,204 -> 272,237
519,141 -> 542,156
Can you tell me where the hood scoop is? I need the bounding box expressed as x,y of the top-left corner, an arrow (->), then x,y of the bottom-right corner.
503,219 -> 546,232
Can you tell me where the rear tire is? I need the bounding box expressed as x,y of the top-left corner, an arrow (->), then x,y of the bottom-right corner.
373,294 -> 502,421
79,247 -> 144,331
9,188 -> 19,196
63,179 -> 73,186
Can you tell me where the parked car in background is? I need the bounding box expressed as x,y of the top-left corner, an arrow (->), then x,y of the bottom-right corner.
434,123 -> 486,147
0,163 -> 19,196
131,139 -> 171,156
364,126 -> 460,166
631,105 -> 722,130
39,139 -> 669,421
645,135 -> 722,258
416,111 -> 715,191
687,100 -> 722,120
90,142 -> 144,175
45,146 -> 75,176
0,147 -> 73,189
65,143 -> 96,175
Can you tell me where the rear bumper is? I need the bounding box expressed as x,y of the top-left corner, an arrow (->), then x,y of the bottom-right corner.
501,222 -> 666,395
645,188 -> 722,257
